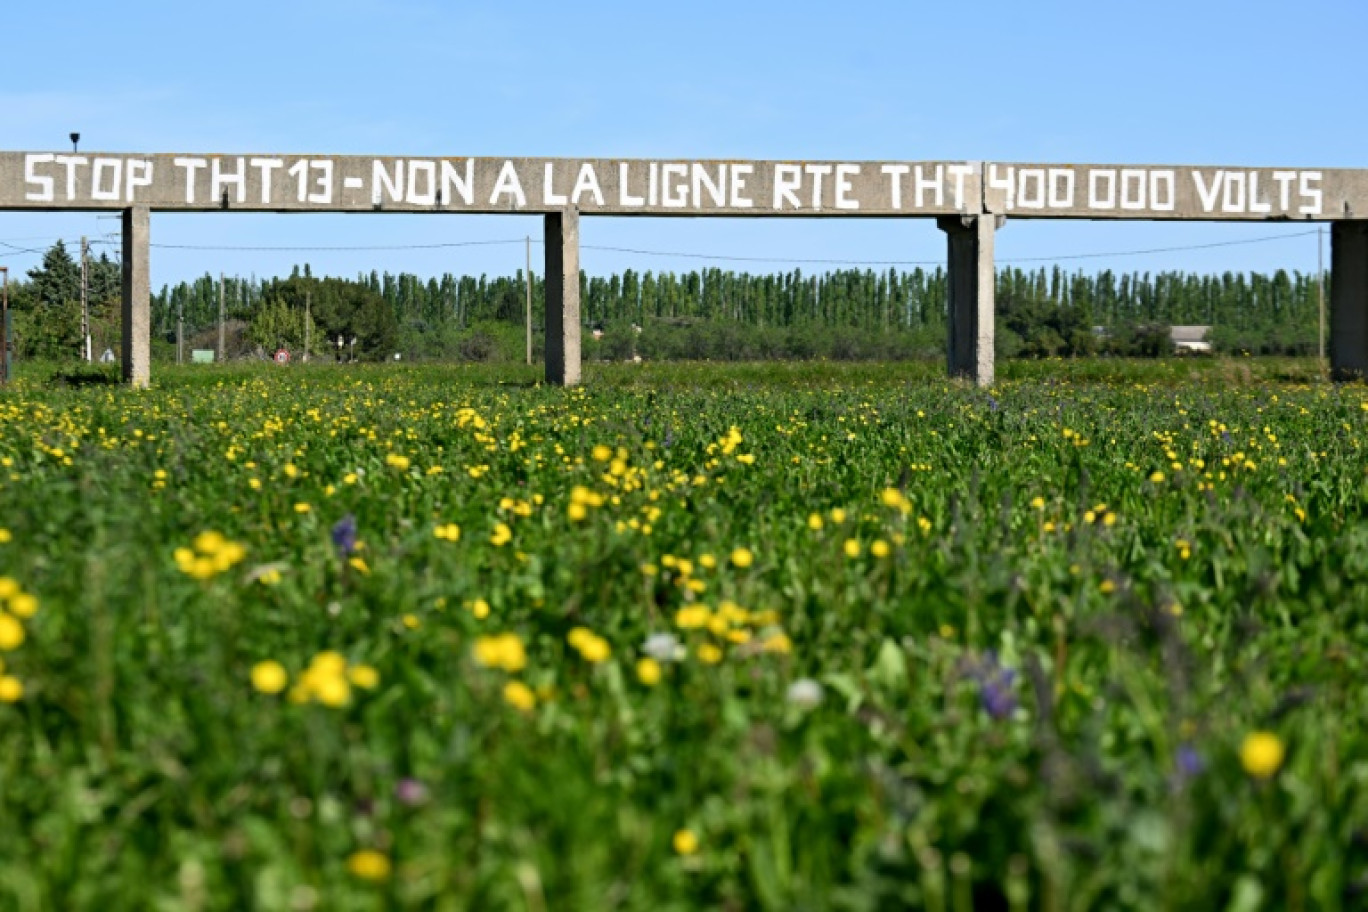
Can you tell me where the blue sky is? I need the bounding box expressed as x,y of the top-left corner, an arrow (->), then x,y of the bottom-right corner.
1,0 -> 1362,286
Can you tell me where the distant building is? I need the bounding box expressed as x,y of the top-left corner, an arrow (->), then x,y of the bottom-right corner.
1170,325 -> 1212,354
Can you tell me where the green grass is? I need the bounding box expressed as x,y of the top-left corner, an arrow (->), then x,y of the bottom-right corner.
0,358 -> 1365,910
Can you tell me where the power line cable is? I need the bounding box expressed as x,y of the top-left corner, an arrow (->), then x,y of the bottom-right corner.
999,230 -> 1320,264
0,240 -> 55,258
147,228 -> 1322,265
2,227 -> 1323,267
143,238 -> 528,252
577,243 -> 939,266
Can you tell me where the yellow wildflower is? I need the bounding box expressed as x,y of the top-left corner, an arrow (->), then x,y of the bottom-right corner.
761,632 -> 792,654
1240,731 -> 1285,779
312,674 -> 351,708
8,593 -> 37,618
251,661 -> 289,694
568,628 -> 611,663
193,531 -> 227,554
675,606 -> 713,629
673,829 -> 699,855
347,850 -> 392,881
474,633 -> 527,673
0,615 -> 24,651
348,664 -> 380,689
636,657 -> 662,686
503,680 -> 536,712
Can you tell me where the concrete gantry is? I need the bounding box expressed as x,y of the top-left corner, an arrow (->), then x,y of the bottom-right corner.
3,152 -> 1368,388
120,206 -> 150,387
1331,221 -> 1368,380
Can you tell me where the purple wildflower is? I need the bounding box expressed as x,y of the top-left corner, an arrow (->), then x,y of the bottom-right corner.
967,651 -> 1018,721
1175,743 -> 1204,779
394,778 -> 430,806
980,671 -> 1018,720
331,514 -> 358,557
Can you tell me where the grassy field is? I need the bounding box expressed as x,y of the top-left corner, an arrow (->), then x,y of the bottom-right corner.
0,357 -> 1365,910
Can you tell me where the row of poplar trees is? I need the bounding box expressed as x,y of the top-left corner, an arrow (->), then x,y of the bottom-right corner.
154,264 -> 1322,357
2,241 -> 1326,360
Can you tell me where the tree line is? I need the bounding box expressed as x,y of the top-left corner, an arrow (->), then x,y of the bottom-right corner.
1,240 -> 1327,362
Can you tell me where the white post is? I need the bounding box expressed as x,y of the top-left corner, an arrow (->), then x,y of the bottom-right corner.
218,272 -> 226,362
81,236 -> 90,362
525,235 -> 533,366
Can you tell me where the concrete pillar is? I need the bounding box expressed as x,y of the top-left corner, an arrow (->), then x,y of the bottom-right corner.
121,206 -> 151,387
938,215 -> 998,387
1331,221 -> 1368,380
543,209 -> 581,386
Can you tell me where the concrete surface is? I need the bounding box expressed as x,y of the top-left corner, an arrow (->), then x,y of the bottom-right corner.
939,215 -> 997,388
1332,221 -> 1368,379
120,206 -> 150,387
544,210 -> 581,386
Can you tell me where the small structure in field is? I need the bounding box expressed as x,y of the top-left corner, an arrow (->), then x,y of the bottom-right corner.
1171,325 -> 1212,354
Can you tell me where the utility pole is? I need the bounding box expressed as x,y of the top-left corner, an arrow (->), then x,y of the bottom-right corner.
1,266 -> 9,384
525,235 -> 533,365
218,272 -> 226,362
177,295 -> 184,365
80,236 -> 90,362
1318,226 -> 1326,374
303,291 -> 311,363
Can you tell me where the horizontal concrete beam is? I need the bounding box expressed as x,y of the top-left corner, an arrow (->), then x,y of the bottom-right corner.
983,162 -> 1365,221
5,152 -> 1366,220
0,153 -> 979,217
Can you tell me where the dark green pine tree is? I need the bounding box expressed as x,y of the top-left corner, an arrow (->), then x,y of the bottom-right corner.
28,240 -> 81,308
22,241 -> 84,358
